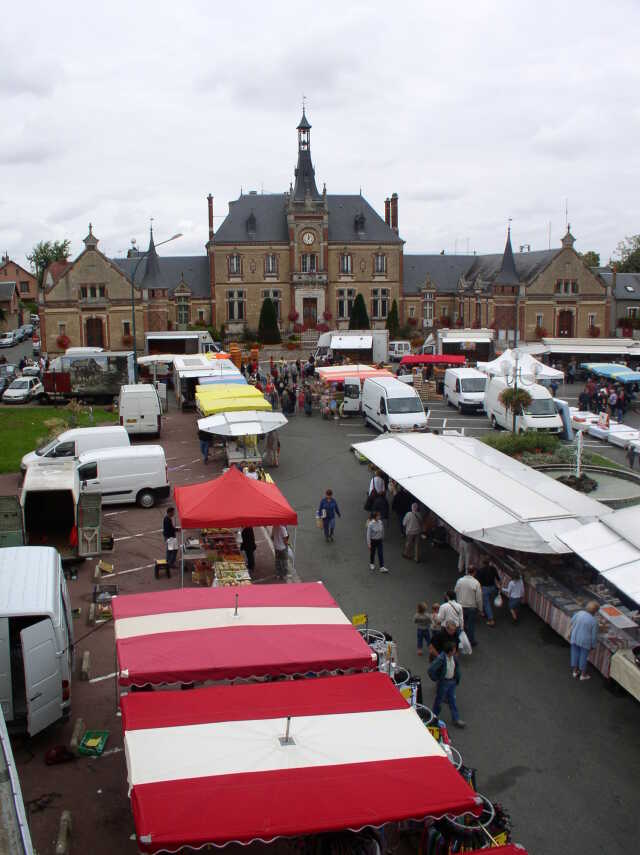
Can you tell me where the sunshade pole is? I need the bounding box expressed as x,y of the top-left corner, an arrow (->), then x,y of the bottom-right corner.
180,527 -> 185,589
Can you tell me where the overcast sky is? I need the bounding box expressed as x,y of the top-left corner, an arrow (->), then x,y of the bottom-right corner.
2,0 -> 639,269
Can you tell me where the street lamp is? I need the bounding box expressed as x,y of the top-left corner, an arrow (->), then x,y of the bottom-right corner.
503,349 -> 535,433
130,232 -> 182,381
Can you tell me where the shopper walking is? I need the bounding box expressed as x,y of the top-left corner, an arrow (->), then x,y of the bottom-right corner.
569,601 -> 599,680
477,561 -> 501,626
198,429 -> 212,465
505,572 -> 525,622
162,507 -> 179,572
368,469 -> 386,497
271,524 -> 289,580
304,385 -> 313,416
241,526 -> 256,573
317,489 -> 341,541
366,511 -> 388,573
437,591 -> 464,630
392,487 -> 411,534
402,503 -> 422,561
413,602 -> 430,655
454,567 -> 483,646
428,640 -> 465,728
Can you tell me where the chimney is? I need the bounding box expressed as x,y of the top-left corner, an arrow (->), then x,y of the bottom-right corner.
207,194 -> 214,241
390,192 -> 398,233
384,197 -> 391,226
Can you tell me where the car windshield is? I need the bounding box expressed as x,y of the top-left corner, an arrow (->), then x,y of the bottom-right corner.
461,378 -> 486,393
10,380 -> 29,390
36,439 -> 58,456
386,397 -> 424,414
526,397 -> 557,416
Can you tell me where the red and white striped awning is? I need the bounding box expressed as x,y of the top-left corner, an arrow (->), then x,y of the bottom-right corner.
122,672 -> 481,852
113,582 -> 375,686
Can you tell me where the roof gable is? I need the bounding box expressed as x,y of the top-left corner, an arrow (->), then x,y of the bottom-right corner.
112,255 -> 210,299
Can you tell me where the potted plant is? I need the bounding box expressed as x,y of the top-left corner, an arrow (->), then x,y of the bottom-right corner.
471,319 -> 481,329
122,334 -> 133,347
323,310 -> 332,322
455,317 -> 464,328
288,310 -> 299,323
499,386 -> 532,416
316,322 -> 330,333
56,333 -> 71,350
408,317 -> 417,327
534,325 -> 547,340
588,325 -> 601,338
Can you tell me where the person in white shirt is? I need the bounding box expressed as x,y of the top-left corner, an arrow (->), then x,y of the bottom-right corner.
505,572 -> 525,622
437,591 -> 464,629
454,568 -> 483,646
368,470 -> 386,497
402,503 -> 422,562
271,525 -> 289,580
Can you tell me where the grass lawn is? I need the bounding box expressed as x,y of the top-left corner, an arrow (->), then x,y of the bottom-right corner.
0,406 -> 118,474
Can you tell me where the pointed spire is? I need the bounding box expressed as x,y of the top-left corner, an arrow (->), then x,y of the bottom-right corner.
561,223 -> 576,250
141,223 -> 163,287
83,222 -> 99,250
494,225 -> 519,284
292,109 -> 321,202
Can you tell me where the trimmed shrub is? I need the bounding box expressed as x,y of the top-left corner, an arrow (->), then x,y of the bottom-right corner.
258,298 -> 281,344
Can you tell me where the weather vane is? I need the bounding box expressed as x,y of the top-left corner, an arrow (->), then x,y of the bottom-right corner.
302,94 -> 307,113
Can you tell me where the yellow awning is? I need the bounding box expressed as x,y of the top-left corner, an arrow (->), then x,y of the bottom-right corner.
195,384 -> 265,401
196,395 -> 273,416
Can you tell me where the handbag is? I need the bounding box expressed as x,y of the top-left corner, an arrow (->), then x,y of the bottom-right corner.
166,536 -> 178,551
494,593 -> 504,608
315,515 -> 324,529
458,630 -> 472,656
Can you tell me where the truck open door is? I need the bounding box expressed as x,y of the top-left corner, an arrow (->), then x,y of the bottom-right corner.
0,617 -> 13,721
0,496 -> 24,547
77,493 -> 102,557
21,619 -> 62,736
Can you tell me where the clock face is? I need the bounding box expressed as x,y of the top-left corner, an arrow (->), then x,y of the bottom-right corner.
302,230 -> 315,246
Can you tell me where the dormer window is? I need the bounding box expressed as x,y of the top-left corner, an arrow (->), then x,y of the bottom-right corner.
246,212 -> 256,238
354,213 -> 366,235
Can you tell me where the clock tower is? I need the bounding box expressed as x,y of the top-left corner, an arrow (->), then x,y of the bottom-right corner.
287,108 -> 329,328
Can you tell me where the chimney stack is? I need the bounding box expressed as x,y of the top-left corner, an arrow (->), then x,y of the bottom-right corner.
384,197 -> 391,226
207,194 -> 214,241
390,192 -> 398,233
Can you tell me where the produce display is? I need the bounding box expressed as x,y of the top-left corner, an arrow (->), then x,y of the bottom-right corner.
190,528 -> 251,587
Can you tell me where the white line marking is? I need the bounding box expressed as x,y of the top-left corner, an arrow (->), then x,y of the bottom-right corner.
116,563 -> 155,576
89,671 -> 117,684
114,530 -> 162,543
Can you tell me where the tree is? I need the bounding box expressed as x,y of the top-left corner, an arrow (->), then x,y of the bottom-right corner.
385,299 -> 400,337
611,235 -> 640,273
257,297 -> 281,344
26,239 -> 71,286
348,293 -> 370,329
580,250 -> 600,268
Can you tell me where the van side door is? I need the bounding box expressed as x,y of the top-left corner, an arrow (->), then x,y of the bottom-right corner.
21,619 -> 63,736
77,493 -> 102,557
342,378 -> 361,413
0,496 -> 24,547
0,617 -> 12,721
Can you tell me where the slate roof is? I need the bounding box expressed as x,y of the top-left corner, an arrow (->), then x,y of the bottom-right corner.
0,281 -> 16,301
403,248 -> 558,295
596,267 -> 640,300
494,228 -> 518,284
112,255 -> 210,298
297,110 -> 311,131
214,193 -> 402,245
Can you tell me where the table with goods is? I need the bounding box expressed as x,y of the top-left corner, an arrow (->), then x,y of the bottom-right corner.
225,434 -> 262,466
183,528 -> 251,587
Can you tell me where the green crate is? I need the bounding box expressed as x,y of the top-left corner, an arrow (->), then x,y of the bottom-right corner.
78,730 -> 109,757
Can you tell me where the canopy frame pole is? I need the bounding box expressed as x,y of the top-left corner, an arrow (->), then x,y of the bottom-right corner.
279,715 -> 295,746
180,527 -> 185,589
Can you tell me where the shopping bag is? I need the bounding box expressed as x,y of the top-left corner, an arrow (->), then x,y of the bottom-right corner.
315,515 -> 323,529
166,537 -> 178,551
494,593 -> 504,608
458,630 -> 472,655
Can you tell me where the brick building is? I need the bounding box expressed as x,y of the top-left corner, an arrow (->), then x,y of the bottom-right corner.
0,253 -> 38,308
402,226 -> 610,344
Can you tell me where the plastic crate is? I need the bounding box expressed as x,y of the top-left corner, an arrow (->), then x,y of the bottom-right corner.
78,730 -> 109,757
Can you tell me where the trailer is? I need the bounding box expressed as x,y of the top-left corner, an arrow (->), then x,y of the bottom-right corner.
145,330 -> 218,356
421,328 -> 495,361
314,329 -> 389,364
43,351 -> 134,402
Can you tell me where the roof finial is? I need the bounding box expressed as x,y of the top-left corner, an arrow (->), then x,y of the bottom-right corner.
302,94 -> 307,116
89,222 -> 93,236
150,216 -> 154,238
508,216 -> 512,235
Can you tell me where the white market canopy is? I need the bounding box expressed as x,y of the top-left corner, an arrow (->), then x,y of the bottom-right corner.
557,506 -> 640,605
198,411 -> 288,437
541,337 -> 640,357
477,349 -> 564,381
137,354 -> 175,365
330,335 -> 372,350
353,433 -> 611,554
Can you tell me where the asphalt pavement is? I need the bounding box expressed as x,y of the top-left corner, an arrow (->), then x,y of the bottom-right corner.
275,402 -> 640,855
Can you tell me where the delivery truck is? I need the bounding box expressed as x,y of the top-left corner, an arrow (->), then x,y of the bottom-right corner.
42,351 -> 135,402
0,460 -> 104,560
314,330 -> 389,364
0,546 -> 74,736
145,330 -> 219,356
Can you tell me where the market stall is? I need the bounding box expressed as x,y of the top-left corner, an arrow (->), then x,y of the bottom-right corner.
195,383 -> 271,417
121,672 -> 481,853
316,365 -> 393,418
400,354 -> 467,367
197,411 -> 288,467
581,362 -> 640,383
174,465 -> 297,585
112,582 -> 376,687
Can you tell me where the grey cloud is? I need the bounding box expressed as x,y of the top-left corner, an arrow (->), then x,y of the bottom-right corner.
0,142 -> 59,166
0,65 -> 55,98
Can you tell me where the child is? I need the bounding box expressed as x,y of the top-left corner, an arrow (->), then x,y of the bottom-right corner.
428,639 -> 465,728
414,602 -> 430,655
505,572 -> 525,622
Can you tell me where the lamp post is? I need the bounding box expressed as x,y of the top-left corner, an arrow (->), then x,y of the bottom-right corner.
504,349 -> 534,433
130,232 -> 182,381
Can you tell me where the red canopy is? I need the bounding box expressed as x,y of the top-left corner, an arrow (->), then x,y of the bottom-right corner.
122,673 -> 480,852
174,466 -> 298,528
113,582 -> 375,686
400,354 -> 467,366
467,848 -> 528,854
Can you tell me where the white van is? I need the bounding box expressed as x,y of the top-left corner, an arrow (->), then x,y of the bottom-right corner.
444,368 -> 487,413
485,376 -> 563,433
362,377 -> 428,432
0,546 -> 73,736
118,384 -> 162,436
389,341 -> 411,362
21,425 -> 130,473
77,445 -> 169,508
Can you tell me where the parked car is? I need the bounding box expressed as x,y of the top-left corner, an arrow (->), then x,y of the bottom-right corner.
0,364 -> 18,381
21,364 -> 41,378
30,313 -> 40,325
13,328 -> 25,343
0,331 -> 16,348
32,335 -> 41,354
21,324 -> 34,338
2,377 -> 45,404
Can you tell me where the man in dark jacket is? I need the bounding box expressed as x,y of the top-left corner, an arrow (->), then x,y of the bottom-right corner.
163,507 -> 178,571
241,527 -> 256,573
428,640 -> 465,728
